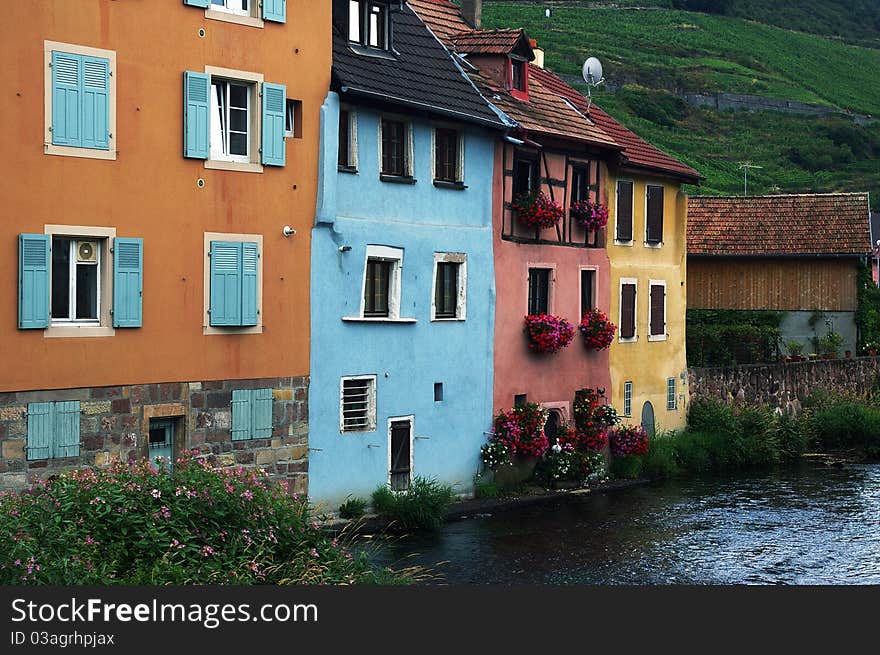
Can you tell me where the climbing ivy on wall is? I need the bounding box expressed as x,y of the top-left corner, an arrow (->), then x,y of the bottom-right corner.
855,262 -> 880,352
686,310 -> 783,367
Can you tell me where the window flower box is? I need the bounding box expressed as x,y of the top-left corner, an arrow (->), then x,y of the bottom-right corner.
524,314 -> 575,354
513,191 -> 563,230
579,308 -> 616,351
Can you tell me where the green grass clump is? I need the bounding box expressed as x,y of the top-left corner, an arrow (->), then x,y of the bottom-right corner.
641,432 -> 680,479
338,495 -> 368,520
371,477 -> 456,531
609,455 -> 644,480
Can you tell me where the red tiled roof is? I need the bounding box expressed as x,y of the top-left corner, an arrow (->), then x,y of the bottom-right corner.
687,193 -> 872,256
408,0 -> 472,45
452,29 -> 527,56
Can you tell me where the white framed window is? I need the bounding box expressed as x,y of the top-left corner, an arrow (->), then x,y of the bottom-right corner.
667,378 -> 677,411
338,107 -> 358,170
211,0 -> 249,16
644,184 -> 665,247
431,253 -> 467,321
349,0 -> 390,50
284,99 -> 302,139
343,245 -> 417,323
203,66 -> 265,173
432,126 -> 465,185
648,279 -> 667,342
579,266 -> 597,319
45,225 -> 116,338
204,0 -> 265,28
619,277 -> 638,343
340,375 -> 377,432
379,116 -> 414,179
624,381 -> 633,417
43,40 -> 117,161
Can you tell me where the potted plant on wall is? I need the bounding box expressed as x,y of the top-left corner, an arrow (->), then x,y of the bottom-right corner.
865,341 -> 880,357
818,331 -> 843,359
784,340 -> 805,363
524,314 -> 576,354
513,191 -> 564,231
570,199 -> 609,246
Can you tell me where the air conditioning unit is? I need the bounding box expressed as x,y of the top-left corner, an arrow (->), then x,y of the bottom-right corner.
77,240 -> 98,263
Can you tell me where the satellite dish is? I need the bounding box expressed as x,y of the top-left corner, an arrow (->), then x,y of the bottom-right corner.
582,57 -> 604,86
581,56 -> 605,112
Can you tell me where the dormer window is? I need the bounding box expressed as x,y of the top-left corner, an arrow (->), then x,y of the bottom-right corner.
512,59 -> 526,92
349,1 -> 390,50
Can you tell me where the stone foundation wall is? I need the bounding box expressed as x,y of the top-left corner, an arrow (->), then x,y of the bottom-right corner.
688,357 -> 880,413
0,377 -> 308,494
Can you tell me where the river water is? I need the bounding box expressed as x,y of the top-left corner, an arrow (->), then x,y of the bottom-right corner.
373,463 -> 880,584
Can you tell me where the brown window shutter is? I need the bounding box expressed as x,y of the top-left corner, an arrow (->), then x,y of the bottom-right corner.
646,185 -> 664,243
621,283 -> 636,339
616,180 -> 633,241
650,284 -> 665,336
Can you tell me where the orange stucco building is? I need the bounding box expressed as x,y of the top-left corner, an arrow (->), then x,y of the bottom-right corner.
0,0 -> 330,491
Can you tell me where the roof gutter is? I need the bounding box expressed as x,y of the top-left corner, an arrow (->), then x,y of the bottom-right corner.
339,85 -> 507,130
687,253 -> 868,259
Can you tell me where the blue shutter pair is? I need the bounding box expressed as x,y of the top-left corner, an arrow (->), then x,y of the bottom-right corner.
18,235 -> 142,329
27,401 -> 81,460
51,51 -> 110,150
182,0 -> 286,23
231,389 -> 273,440
209,241 -> 259,326
184,72 -> 286,166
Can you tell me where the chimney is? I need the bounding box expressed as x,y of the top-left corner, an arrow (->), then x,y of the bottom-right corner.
529,38 -> 544,68
462,0 -> 482,29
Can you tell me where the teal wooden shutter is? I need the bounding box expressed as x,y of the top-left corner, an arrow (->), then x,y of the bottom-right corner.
261,83 -> 286,166
54,401 -> 81,458
262,0 -> 286,23
113,237 -> 143,328
231,389 -> 252,440
18,234 -> 50,330
184,71 -> 210,159
51,51 -> 81,147
27,402 -> 54,460
252,389 -> 273,439
183,0 -> 210,7
241,242 -> 259,326
81,56 -> 110,150
209,241 -> 242,326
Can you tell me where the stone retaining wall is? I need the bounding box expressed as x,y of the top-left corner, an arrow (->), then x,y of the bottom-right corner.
0,377 -> 309,494
688,357 -> 880,414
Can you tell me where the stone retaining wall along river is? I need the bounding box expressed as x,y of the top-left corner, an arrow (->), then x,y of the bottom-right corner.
688,356 -> 880,414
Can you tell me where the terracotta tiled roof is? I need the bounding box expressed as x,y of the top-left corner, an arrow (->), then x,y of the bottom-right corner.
408,0 -> 472,45
452,29 -> 528,56
531,67 -> 701,182
687,193 -> 872,256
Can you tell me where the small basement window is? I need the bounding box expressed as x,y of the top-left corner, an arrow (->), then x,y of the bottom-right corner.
341,376 -> 377,432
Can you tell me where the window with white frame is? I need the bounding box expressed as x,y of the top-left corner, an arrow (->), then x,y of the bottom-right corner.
648,280 -> 667,341
210,79 -> 252,163
338,108 -> 358,170
340,376 -> 377,432
51,236 -> 104,324
210,0 -> 250,16
349,1 -> 390,50
624,381 -> 633,417
667,378 -> 677,411
284,99 -> 302,139
433,127 -> 464,184
432,253 -> 467,320
380,117 -> 412,179
361,245 -> 403,319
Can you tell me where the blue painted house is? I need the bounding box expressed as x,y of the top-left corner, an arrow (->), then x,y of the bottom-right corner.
309,0 -> 508,508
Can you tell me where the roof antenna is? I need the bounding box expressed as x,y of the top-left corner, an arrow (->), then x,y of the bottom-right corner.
581,56 -> 605,112
738,162 -> 763,196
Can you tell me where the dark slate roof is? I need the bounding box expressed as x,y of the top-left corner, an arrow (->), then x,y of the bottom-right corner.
331,2 -> 506,128
687,193 -> 872,256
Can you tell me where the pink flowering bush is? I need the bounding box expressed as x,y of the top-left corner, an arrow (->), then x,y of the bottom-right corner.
524,314 -> 576,354
492,403 -> 550,458
570,199 -> 609,231
513,191 -> 564,230
609,425 -> 651,457
0,454 -> 405,585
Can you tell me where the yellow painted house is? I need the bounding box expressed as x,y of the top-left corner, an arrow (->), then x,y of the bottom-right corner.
590,107 -> 701,432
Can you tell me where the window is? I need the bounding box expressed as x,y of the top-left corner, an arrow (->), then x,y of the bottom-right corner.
434,127 -> 463,184
580,269 -> 596,318
619,279 -> 637,341
349,1 -> 390,50
360,246 -> 403,320
203,232 -> 263,335
19,228 -> 142,336
624,382 -> 633,417
434,383 -> 444,402
44,41 -> 116,160
196,0 -> 285,25
432,254 -> 467,320
616,180 -> 634,242
338,109 -> 357,170
389,417 -> 413,491
528,268 -> 551,315
27,401 -> 80,460
285,99 -> 302,139
649,281 -> 667,341
511,58 -> 527,92
513,157 -> 538,197
211,0 -> 249,16
380,118 -> 411,178
184,68 -> 286,170
514,394 -> 528,408
341,376 -> 377,432
667,378 -> 677,411
231,388 -> 273,440
646,185 -> 665,245
571,166 -> 589,203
